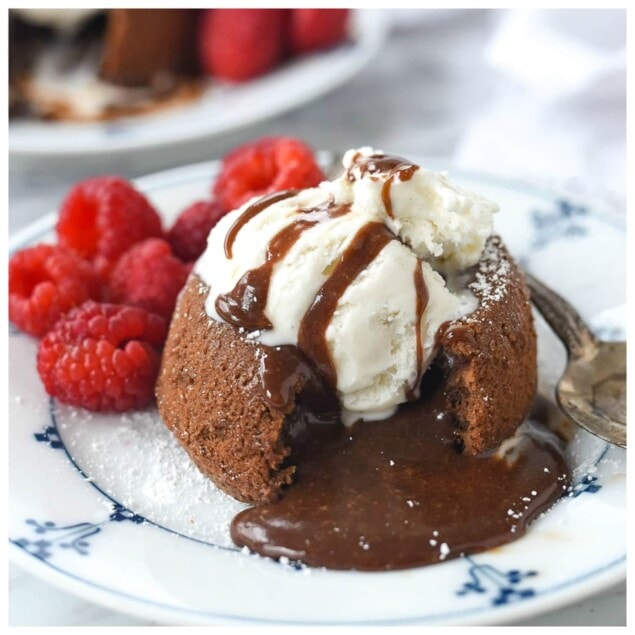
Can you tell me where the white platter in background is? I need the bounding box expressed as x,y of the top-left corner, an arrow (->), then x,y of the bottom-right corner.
9,11 -> 388,157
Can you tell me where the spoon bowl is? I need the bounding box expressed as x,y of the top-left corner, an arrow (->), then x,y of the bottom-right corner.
556,340 -> 626,447
525,272 -> 626,448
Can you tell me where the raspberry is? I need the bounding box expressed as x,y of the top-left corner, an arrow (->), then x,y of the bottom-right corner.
167,199 -> 228,262
57,177 -> 163,276
109,238 -> 190,319
9,244 -> 102,337
213,137 -> 325,210
37,302 -> 167,412
198,9 -> 288,82
290,10 -> 350,54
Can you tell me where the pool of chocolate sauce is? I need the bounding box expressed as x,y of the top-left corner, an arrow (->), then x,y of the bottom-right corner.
231,369 -> 570,571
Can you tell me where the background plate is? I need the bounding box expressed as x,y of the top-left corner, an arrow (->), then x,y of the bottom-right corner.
9,11 -> 387,157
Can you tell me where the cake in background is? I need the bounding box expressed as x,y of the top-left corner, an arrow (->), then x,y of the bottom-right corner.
9,8 -> 350,121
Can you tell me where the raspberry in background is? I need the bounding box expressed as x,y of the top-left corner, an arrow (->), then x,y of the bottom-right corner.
9,244 -> 102,337
57,176 -> 163,277
37,302 -> 166,412
109,238 -> 191,319
290,9 -> 350,54
198,9 -> 288,82
213,137 -> 325,210
168,199 -> 228,262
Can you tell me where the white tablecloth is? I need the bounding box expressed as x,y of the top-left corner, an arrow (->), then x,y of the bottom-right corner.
9,8 -> 626,626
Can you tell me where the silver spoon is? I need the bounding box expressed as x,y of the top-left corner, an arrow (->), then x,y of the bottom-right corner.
525,271 -> 626,448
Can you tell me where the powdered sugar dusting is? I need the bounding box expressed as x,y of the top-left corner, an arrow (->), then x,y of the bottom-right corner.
55,403 -> 246,547
467,237 -> 512,314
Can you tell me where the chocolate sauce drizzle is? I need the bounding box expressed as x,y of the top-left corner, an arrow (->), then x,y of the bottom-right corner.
297,222 -> 394,388
436,320 -> 479,350
223,189 -> 299,259
258,344 -> 339,419
406,264 -> 429,401
348,153 -> 419,218
216,220 -> 311,331
216,199 -> 352,331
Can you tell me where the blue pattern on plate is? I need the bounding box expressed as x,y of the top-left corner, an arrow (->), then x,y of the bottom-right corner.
569,474 -> 602,497
21,398 -> 241,557
593,324 -> 625,341
34,425 -> 63,450
12,503 -> 144,560
530,198 -> 588,250
457,555 -> 537,605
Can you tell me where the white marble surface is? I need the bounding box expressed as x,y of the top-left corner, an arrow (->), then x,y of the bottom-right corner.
8,9 -> 626,626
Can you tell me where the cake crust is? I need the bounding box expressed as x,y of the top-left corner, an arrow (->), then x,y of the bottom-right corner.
438,236 -> 537,453
100,9 -> 200,87
156,278 -> 303,504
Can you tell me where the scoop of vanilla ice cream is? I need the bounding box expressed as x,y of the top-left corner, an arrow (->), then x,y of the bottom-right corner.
344,147 -> 499,270
325,242 -> 468,422
196,148 -> 496,423
12,9 -> 103,34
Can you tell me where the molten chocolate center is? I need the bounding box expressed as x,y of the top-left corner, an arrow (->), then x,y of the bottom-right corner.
231,373 -> 570,571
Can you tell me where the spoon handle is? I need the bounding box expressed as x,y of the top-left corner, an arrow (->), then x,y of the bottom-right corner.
524,271 -> 598,359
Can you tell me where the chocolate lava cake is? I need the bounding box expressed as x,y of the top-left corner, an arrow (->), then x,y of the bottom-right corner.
156,235 -> 536,505
9,9 -> 200,121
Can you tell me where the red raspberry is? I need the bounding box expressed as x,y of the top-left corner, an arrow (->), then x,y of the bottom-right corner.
109,238 -> 190,319
37,302 -> 167,412
213,137 -> 325,210
167,199 -> 228,262
290,9 -> 350,54
198,9 -> 288,82
57,176 -> 163,276
9,244 -> 102,337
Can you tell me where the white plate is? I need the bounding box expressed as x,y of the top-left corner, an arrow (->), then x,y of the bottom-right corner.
8,158 -> 626,625
9,10 -> 387,157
